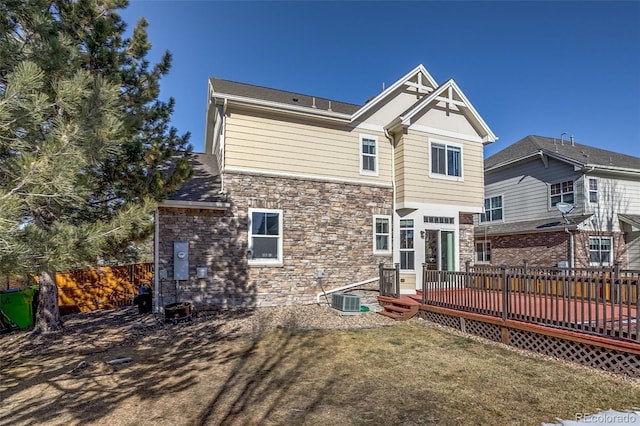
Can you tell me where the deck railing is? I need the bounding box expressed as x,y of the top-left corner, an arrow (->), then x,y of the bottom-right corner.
379,263 -> 400,298
422,262 -> 640,343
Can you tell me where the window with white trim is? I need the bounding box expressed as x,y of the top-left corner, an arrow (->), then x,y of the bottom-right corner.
588,178 -> 598,204
480,195 -> 503,223
430,141 -> 462,178
400,219 -> 415,270
373,215 -> 391,254
589,236 -> 612,265
476,241 -> 491,263
360,135 -> 378,175
248,208 -> 283,264
550,180 -> 574,207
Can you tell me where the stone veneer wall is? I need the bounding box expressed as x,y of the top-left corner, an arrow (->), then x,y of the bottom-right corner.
158,173 -> 393,308
157,207 -> 251,309
458,213 -> 475,267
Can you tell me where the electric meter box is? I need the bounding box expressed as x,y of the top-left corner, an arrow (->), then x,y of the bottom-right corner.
173,241 -> 189,280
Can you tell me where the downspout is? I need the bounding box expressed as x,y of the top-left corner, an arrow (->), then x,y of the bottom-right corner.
153,209 -> 160,313
220,98 -> 228,191
384,127 -> 396,252
565,227 -> 574,268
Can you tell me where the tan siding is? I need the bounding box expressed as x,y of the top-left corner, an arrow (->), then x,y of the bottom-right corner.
394,137 -> 405,201
224,109 -> 392,183
398,131 -> 485,207
362,89 -> 426,127
413,107 -> 480,138
400,273 -> 416,291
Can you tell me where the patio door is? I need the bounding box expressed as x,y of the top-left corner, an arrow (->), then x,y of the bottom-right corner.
424,230 -> 455,271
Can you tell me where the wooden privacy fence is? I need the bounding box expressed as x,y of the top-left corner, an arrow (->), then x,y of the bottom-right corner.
422,263 -> 640,343
57,263 -> 153,315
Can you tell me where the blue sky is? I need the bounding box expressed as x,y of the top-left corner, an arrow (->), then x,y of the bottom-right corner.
120,1 -> 640,158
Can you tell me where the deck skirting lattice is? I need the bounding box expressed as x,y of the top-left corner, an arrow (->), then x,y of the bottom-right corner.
465,319 -> 502,343
508,329 -> 640,377
421,311 -> 460,330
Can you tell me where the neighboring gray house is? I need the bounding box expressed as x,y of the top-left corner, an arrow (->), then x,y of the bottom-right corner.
475,135 -> 640,269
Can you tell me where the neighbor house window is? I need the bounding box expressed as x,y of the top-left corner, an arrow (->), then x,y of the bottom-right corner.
248,208 -> 283,265
373,215 -> 391,254
476,241 -> 491,263
360,135 -> 378,175
480,195 -> 503,223
589,236 -> 612,265
550,180 -> 574,207
400,219 -> 415,270
588,178 -> 598,203
430,141 -> 462,178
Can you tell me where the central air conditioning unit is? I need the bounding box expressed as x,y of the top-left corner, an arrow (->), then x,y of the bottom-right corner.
331,293 -> 361,312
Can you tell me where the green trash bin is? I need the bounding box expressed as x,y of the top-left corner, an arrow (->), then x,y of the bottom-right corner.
0,288 -> 37,329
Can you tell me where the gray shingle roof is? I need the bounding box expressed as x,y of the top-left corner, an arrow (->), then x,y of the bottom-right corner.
474,214 -> 593,236
485,135 -> 640,171
209,77 -> 361,115
619,214 -> 640,229
167,153 -> 225,204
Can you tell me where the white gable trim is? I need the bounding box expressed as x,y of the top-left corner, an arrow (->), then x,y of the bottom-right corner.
400,79 -> 497,143
350,64 -> 438,122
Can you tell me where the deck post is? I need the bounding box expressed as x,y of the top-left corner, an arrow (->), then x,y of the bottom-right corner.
378,262 -> 384,296
394,263 -> 400,299
501,264 -> 509,323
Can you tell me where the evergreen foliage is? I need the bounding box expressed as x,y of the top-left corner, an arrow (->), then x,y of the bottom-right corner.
0,0 -> 192,331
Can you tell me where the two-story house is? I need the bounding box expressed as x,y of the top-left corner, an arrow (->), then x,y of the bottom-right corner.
475,135 -> 640,269
154,65 -> 497,310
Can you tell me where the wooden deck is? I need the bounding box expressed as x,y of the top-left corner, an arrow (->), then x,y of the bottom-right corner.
379,289 -> 638,342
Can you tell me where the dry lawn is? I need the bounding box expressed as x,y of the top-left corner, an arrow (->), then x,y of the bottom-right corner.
0,307 -> 639,426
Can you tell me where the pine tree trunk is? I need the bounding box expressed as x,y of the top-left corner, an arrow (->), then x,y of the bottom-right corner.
32,271 -> 62,334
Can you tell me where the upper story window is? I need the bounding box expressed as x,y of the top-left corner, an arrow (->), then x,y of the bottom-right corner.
248,208 -> 283,265
360,134 -> 378,176
550,180 -> 574,207
430,141 -> 462,179
480,195 -> 503,223
373,215 -> 391,254
588,178 -> 598,204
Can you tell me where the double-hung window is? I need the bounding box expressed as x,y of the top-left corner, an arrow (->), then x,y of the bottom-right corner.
360,135 -> 378,175
430,141 -> 462,178
550,180 -> 574,207
400,219 -> 415,270
588,178 -> 598,204
480,195 -> 503,223
373,215 -> 391,254
248,208 -> 283,265
589,236 -> 612,265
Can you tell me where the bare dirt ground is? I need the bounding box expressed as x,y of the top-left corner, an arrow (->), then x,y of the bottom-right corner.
1,305 -> 638,426
0,305 -> 395,426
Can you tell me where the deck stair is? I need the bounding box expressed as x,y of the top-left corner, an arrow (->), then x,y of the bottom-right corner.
377,295 -> 420,321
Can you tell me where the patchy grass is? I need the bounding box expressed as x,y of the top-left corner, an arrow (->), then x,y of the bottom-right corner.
1,315 -> 638,426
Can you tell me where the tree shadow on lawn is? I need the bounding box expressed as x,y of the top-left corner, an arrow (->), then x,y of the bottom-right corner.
0,306 -> 257,425
0,306 -> 367,426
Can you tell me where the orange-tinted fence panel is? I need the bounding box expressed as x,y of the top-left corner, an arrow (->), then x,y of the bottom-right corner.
56,263 -> 153,315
